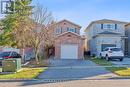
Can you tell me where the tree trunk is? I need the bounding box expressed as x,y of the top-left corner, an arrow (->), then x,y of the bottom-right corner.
35,50 -> 39,64
21,49 -> 25,63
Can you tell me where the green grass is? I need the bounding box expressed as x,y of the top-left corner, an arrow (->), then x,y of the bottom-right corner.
91,57 -> 112,66
0,68 -> 46,79
90,57 -> 130,76
106,67 -> 127,72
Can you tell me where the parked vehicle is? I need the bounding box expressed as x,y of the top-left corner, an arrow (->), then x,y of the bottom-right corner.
0,51 -> 21,60
100,47 -> 124,61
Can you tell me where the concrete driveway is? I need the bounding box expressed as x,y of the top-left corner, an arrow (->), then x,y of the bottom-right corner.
38,59 -> 117,79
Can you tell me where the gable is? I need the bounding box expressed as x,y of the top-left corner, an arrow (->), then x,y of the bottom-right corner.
55,32 -> 83,39
85,19 -> 127,32
57,19 -> 81,29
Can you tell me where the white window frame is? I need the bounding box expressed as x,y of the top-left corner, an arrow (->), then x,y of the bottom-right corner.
67,28 -> 76,33
55,28 -> 62,34
103,23 -> 116,30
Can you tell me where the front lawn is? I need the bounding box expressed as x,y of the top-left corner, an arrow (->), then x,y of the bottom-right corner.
90,57 -> 129,76
0,68 -> 46,79
91,57 -> 112,66
113,68 -> 130,76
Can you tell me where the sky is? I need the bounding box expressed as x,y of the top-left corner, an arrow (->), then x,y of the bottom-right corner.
1,0 -> 130,34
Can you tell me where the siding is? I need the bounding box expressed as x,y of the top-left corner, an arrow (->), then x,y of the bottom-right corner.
85,20 -> 126,56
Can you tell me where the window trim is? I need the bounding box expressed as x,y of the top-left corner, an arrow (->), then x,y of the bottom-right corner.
55,28 -> 62,34
103,24 -> 116,29
67,28 -> 76,33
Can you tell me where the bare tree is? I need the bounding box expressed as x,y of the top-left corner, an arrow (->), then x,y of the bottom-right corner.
13,4 -> 55,63
28,4 -> 55,63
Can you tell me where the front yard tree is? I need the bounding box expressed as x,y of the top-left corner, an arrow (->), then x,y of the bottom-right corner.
0,0 -> 33,47
28,4 -> 55,63
1,0 -> 55,63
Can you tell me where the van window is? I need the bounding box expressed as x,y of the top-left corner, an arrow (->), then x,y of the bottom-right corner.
103,48 -> 109,51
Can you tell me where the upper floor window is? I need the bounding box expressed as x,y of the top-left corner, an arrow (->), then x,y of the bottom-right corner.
67,28 -> 76,33
107,24 -> 113,29
55,28 -> 62,34
101,24 -> 117,30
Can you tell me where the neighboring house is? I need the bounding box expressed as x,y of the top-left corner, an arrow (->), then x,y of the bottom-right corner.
51,19 -> 85,59
84,19 -> 127,56
125,23 -> 130,56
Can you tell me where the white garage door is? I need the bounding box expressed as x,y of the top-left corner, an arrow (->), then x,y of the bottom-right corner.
61,44 -> 78,59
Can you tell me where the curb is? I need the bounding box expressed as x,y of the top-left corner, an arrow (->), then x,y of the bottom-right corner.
0,79 -> 38,82
109,77 -> 130,80
0,77 -> 130,82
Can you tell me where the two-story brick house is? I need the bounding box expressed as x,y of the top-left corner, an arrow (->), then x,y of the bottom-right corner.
51,19 -> 84,59
84,19 -> 127,56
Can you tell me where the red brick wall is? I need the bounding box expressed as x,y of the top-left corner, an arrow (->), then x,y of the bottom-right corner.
55,32 -> 84,59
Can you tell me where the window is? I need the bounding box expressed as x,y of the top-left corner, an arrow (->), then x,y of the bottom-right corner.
107,24 -> 111,29
12,52 -> 18,57
103,24 -> 115,29
55,28 -> 62,34
0,52 -> 10,57
67,28 -> 76,33
106,24 -> 115,29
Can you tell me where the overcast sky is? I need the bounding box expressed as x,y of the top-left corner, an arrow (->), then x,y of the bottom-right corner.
1,0 -> 130,34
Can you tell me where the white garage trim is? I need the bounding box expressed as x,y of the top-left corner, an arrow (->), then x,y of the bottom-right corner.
61,44 -> 78,59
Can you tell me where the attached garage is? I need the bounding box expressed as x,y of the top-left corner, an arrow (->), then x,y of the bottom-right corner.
61,44 -> 78,59
55,32 -> 84,59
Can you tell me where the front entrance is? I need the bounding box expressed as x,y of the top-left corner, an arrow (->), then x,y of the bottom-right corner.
61,44 -> 78,59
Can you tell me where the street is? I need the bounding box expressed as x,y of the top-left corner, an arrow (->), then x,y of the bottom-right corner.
1,79 -> 130,87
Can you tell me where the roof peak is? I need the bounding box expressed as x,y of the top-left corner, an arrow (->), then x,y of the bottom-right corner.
57,19 -> 81,28
93,19 -> 128,23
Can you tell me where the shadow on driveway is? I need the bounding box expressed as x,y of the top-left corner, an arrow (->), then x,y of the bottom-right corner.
37,59 -> 115,79
1,59 -> 117,86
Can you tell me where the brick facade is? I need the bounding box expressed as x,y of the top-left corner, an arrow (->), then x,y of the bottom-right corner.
55,32 -> 84,59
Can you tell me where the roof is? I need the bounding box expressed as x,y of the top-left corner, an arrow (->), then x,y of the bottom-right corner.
56,31 -> 84,39
125,23 -> 130,27
57,19 -> 81,28
85,19 -> 128,32
93,19 -> 127,24
98,31 -> 121,35
93,31 -> 121,38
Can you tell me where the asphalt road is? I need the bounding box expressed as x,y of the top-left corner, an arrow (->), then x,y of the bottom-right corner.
1,79 -> 130,87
